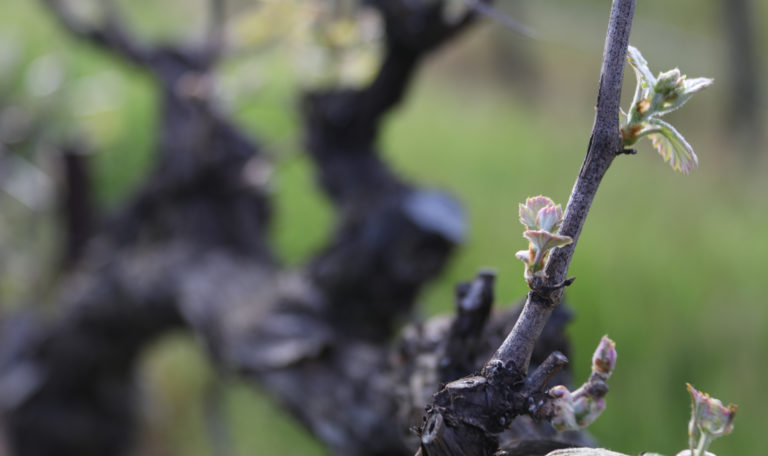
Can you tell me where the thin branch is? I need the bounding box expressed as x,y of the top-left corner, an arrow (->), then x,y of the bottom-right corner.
42,0 -> 152,65
491,0 -> 636,374
370,0 -> 482,54
345,0 -> 491,127
464,0 -> 535,38
522,351 -> 568,396
204,0 -> 226,62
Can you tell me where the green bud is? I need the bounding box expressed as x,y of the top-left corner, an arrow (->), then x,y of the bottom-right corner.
655,68 -> 682,94
591,335 -> 617,378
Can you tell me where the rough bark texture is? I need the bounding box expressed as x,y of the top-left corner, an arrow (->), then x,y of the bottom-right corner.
492,0 -> 634,374
0,1 -> 630,455
417,1 -> 636,454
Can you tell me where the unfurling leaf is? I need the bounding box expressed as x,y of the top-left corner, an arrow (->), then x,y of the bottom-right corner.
646,119 -> 698,174
681,77 -> 713,94
627,45 -> 656,108
523,230 -> 573,254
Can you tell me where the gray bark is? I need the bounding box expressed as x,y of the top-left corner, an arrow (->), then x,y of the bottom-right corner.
418,1 -> 636,454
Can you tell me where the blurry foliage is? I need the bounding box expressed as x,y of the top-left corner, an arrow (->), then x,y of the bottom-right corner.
0,0 -> 767,456
228,0 -> 383,87
0,39 -> 72,306
0,9 -> 146,305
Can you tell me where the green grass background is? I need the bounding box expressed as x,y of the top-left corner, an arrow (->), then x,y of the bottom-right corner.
1,1 -> 767,455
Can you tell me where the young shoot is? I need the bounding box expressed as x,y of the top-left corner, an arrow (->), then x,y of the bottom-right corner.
544,384 -> 737,456
621,46 -> 713,174
549,336 -> 617,431
516,196 -> 572,284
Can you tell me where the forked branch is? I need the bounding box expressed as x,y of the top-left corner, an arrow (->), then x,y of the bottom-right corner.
418,1 -> 636,454
491,0 -> 636,374
43,0 -> 224,74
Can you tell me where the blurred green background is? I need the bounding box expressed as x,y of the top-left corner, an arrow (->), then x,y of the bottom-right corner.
1,0 -> 766,455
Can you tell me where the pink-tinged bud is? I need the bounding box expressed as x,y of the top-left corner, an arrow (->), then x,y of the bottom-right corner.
525,195 -> 554,215
517,196 -> 571,283
547,337 -> 617,432
549,385 -> 571,400
572,395 -> 606,429
548,385 -> 577,431
549,385 -> 608,431
687,383 -> 737,447
591,336 -> 617,378
537,204 -> 564,232
519,196 -> 554,230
